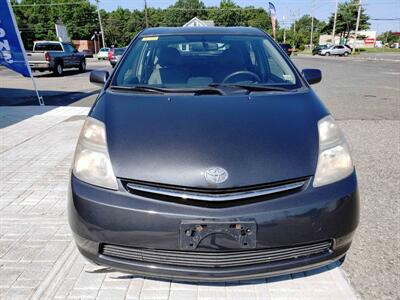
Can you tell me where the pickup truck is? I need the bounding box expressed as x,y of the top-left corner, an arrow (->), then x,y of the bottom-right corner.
27,41 -> 86,76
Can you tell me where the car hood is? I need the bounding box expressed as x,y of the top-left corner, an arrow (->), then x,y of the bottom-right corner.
91,89 -> 328,189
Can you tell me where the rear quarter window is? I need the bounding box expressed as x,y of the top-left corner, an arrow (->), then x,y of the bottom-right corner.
34,43 -> 63,51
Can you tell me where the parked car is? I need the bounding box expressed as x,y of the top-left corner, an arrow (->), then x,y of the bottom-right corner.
69,27 -> 359,282
81,49 -> 93,58
97,47 -> 110,60
312,44 -> 328,55
108,47 -> 126,67
27,41 -> 86,76
319,45 -> 351,56
279,43 -> 293,56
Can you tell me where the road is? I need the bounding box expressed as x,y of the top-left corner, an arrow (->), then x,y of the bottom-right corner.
293,55 -> 400,300
1,55 -> 399,299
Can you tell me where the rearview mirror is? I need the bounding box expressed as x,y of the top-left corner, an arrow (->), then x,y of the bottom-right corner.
302,69 -> 322,85
90,70 -> 109,86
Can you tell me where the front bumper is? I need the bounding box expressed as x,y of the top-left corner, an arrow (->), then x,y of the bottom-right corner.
68,173 -> 359,281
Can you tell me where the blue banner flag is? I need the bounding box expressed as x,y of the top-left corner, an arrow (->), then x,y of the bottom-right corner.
0,0 -> 31,77
268,2 -> 277,39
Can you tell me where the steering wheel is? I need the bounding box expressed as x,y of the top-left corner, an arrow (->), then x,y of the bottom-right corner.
222,71 -> 261,84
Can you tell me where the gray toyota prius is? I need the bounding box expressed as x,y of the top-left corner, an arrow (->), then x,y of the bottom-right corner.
68,27 -> 359,281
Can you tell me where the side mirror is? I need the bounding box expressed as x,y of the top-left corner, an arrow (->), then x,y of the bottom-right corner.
302,69 -> 322,85
90,70 -> 109,86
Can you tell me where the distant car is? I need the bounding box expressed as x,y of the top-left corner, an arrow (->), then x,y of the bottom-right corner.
81,49 -> 93,58
279,43 -> 293,56
26,41 -> 86,76
344,44 -> 353,52
319,45 -> 351,57
97,47 -> 110,60
108,47 -> 126,67
312,45 -> 328,56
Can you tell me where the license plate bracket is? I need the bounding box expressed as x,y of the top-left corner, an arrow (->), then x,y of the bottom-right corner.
179,220 -> 256,250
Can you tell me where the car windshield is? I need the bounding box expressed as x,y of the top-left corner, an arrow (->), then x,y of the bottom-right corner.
112,34 -> 301,90
114,48 -> 125,55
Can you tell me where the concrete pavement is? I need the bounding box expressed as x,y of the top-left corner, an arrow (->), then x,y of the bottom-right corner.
0,106 -> 359,300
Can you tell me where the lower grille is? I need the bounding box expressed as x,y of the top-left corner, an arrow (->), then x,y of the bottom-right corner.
100,241 -> 332,268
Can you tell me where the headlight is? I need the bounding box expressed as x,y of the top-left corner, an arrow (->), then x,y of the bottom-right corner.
313,115 -> 354,187
73,117 -> 118,190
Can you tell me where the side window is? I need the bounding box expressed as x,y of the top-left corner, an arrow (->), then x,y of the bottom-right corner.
64,44 -> 76,53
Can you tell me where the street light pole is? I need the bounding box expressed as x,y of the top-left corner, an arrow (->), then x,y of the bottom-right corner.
331,0 -> 338,45
96,0 -> 106,48
352,0 -> 362,53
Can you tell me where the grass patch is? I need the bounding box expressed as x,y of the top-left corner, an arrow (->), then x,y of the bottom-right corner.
357,48 -> 400,53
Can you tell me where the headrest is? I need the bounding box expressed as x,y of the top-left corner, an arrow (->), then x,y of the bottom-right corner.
158,47 -> 181,67
219,47 -> 245,66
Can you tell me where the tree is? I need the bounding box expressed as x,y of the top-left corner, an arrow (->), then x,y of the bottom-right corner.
377,31 -> 400,46
11,0 -> 98,49
208,0 -> 242,27
103,8 -> 134,46
163,0 -> 207,26
324,0 -> 370,42
286,15 -> 326,48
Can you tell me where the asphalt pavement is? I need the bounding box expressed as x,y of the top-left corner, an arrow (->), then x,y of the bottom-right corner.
293,55 -> 400,300
1,54 -> 399,299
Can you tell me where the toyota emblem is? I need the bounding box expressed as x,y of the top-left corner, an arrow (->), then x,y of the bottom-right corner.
204,167 -> 229,184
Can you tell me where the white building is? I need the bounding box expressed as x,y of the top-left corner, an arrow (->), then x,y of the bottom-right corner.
319,31 -> 377,48
183,17 -> 215,27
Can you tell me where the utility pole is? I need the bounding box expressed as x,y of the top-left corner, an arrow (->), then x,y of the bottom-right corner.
331,0 -> 338,45
310,0 -> 315,50
283,15 -> 286,43
144,0 -> 149,28
96,0 -> 106,48
310,16 -> 314,49
352,0 -> 362,53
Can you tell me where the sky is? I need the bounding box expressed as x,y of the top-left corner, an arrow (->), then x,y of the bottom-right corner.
94,0 -> 400,34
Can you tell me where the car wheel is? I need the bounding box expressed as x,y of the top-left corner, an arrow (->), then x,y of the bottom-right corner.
344,52 -> 349,57
53,62 -> 63,76
326,52 -> 331,56
79,60 -> 86,72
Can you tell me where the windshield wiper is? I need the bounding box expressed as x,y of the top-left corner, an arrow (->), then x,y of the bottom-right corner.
110,85 -> 225,95
110,85 -> 165,94
209,83 -> 290,93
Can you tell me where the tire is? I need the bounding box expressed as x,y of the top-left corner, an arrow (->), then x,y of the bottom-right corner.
344,52 -> 349,57
326,52 -> 331,56
53,62 -> 63,76
78,60 -> 86,72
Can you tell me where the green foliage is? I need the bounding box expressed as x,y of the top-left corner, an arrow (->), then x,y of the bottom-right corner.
324,0 -> 370,42
12,0 -> 346,50
285,15 -> 326,48
12,0 -> 98,49
163,0 -> 207,26
377,31 -> 400,45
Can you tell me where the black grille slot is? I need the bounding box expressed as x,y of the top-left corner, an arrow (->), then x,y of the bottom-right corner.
122,177 -> 309,208
100,241 -> 332,268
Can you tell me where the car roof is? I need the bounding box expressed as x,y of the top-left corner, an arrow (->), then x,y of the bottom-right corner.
140,27 -> 266,37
